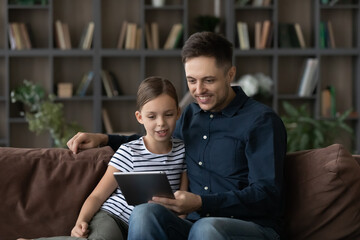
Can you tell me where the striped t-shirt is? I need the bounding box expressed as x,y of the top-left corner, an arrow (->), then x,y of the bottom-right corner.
101,137 -> 186,224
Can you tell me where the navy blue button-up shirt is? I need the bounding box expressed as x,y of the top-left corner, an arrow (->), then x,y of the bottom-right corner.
108,87 -> 287,234
173,87 -> 287,234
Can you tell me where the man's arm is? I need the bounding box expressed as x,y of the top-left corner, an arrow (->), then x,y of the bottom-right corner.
67,132 -> 141,153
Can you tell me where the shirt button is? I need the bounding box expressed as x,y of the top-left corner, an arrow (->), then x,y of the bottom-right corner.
206,213 -> 210,217
203,135 -> 207,140
210,114 -> 214,119
199,161 -> 203,166
230,216 -> 234,218
204,186 -> 209,190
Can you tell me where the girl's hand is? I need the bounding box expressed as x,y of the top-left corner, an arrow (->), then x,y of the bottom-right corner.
71,222 -> 89,238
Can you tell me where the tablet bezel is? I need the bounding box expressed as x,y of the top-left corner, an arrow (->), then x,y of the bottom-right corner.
113,171 -> 175,206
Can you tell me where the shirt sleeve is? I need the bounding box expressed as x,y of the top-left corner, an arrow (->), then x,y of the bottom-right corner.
108,144 -> 134,172
200,112 -> 287,220
107,134 -> 141,152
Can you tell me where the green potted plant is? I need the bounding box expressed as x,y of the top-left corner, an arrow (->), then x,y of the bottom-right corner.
281,101 -> 353,152
11,80 -> 83,148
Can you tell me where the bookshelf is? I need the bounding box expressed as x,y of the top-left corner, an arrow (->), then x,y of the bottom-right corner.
0,0 -> 359,153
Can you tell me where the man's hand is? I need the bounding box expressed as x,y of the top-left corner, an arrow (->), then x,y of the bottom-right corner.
71,221 -> 89,238
67,132 -> 108,154
150,190 -> 202,215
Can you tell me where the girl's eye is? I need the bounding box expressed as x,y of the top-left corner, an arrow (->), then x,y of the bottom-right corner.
166,114 -> 174,117
148,115 -> 155,119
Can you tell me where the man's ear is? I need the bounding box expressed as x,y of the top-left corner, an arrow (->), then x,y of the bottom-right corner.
135,111 -> 143,124
228,66 -> 236,82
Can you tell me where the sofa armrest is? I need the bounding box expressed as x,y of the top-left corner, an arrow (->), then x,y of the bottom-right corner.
285,144 -> 360,240
352,155 -> 360,166
0,146 -> 114,240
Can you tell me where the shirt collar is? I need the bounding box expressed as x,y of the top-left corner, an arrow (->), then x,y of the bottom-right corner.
191,86 -> 249,117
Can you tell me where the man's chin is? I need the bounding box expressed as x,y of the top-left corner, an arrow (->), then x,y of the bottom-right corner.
197,103 -> 213,112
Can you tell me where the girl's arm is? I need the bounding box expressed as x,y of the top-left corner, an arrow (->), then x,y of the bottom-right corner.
179,171 -> 188,191
178,171 -> 188,219
71,165 -> 119,237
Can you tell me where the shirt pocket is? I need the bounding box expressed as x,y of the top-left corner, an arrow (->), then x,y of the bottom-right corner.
207,136 -> 246,176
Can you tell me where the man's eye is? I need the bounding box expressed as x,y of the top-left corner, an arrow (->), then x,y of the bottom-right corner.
187,79 -> 196,84
205,79 -> 214,83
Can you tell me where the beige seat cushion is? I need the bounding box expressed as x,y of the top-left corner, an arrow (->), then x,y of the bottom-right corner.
285,144 -> 360,240
0,146 -> 114,240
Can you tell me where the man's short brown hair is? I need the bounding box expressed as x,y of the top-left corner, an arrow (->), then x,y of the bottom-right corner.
181,31 -> 233,71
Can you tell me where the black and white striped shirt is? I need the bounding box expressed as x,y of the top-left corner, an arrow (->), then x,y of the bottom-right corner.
101,137 -> 186,224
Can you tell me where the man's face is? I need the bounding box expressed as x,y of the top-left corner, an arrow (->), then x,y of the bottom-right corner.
184,56 -> 235,112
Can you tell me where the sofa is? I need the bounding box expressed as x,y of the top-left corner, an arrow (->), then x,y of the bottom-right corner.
0,144 -> 359,240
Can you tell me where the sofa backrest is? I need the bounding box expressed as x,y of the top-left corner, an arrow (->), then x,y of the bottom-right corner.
0,146 -> 114,240
284,144 -> 360,240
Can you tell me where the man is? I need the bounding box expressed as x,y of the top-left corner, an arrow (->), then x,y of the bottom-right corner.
67,32 -> 287,239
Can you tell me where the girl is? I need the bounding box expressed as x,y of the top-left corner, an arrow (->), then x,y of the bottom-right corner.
20,76 -> 187,240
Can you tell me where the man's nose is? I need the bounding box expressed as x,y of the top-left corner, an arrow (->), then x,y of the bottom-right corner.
195,82 -> 205,94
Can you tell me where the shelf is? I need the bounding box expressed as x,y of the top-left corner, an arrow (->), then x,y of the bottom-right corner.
0,0 -> 359,152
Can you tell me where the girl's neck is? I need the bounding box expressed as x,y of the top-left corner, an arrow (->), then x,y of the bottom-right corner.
142,136 -> 172,154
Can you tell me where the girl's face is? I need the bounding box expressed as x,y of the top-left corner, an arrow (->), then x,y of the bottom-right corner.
135,93 -> 180,144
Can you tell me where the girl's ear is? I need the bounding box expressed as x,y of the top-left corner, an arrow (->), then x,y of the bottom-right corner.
135,111 -> 143,124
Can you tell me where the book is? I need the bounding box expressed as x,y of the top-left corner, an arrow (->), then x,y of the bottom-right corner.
101,70 -> 113,97
328,85 -> 336,117
259,20 -> 271,49
116,21 -> 128,49
136,27 -> 142,49
125,23 -> 137,50
8,24 -> 17,50
237,22 -> 249,50
163,23 -> 183,49
76,71 -> 94,96
82,21 -> 95,49
327,21 -> 336,48
254,21 -> 262,49
242,22 -> 250,49
55,20 -> 66,50
108,71 -> 121,96
321,88 -> 331,117
12,22 -> 24,50
19,23 -> 32,49
151,22 -> 159,50
278,23 -> 302,48
265,22 -> 273,48
145,23 -> 153,49
78,24 -> 87,48
298,58 -> 319,97
288,23 -> 300,48
102,108 -> 114,133
294,23 -> 306,48
62,23 -> 72,49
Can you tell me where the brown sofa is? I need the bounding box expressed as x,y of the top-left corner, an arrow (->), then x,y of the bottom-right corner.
0,144 -> 359,240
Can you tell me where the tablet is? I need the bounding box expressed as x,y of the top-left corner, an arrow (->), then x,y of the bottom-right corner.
113,171 -> 175,206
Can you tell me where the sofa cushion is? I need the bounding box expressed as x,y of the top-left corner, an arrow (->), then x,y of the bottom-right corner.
284,144 -> 360,240
0,146 -> 114,240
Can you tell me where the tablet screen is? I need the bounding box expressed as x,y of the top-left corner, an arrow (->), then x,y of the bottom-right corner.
113,171 -> 175,205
